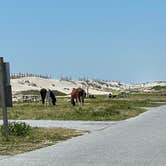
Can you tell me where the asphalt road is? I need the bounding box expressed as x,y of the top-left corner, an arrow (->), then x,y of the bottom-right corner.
0,105 -> 166,166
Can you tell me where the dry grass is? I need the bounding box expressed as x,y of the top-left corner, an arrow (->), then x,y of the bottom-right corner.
0,127 -> 84,155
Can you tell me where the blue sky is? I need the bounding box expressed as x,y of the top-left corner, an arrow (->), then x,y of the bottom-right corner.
0,0 -> 166,83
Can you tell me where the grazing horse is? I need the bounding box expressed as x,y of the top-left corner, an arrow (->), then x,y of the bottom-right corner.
71,88 -> 86,106
40,88 -> 56,105
40,88 -> 47,104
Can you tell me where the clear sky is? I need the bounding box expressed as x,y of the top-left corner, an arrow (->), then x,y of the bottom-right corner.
0,0 -> 166,83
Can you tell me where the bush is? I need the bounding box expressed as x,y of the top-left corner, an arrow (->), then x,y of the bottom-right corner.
8,122 -> 31,136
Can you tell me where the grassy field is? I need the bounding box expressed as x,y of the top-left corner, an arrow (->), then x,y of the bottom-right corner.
0,92 -> 165,121
0,127 -> 84,155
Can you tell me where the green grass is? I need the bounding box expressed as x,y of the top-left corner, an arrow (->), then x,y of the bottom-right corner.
0,127 -> 84,155
1,93 -> 165,121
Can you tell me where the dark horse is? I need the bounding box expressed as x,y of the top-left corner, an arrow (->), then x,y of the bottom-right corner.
71,88 -> 86,106
40,88 -> 56,105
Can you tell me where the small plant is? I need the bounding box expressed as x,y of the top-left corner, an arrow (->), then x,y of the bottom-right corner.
8,122 -> 31,136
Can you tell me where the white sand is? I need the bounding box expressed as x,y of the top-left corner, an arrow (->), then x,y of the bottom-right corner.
11,77 -> 166,95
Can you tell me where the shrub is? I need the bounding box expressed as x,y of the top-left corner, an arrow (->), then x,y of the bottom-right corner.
8,122 -> 31,136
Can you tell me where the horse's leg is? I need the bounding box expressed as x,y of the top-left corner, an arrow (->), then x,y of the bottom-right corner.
52,98 -> 56,105
46,92 -> 50,106
41,96 -> 45,104
78,93 -> 81,103
40,93 -> 45,104
81,91 -> 86,105
47,91 -> 52,106
81,96 -> 84,105
78,96 -> 81,105
75,98 -> 78,106
53,97 -> 57,106
76,97 -> 78,103
71,98 -> 75,106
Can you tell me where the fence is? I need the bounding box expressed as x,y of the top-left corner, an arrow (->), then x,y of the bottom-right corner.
10,73 -> 51,79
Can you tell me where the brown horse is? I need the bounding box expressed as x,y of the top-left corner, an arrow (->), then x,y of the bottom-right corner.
71,88 -> 86,106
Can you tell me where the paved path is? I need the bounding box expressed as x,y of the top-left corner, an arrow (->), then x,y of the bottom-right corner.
0,120 -> 118,132
0,106 -> 166,165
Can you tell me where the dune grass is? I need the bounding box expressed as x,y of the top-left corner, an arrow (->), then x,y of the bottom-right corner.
0,93 -> 165,121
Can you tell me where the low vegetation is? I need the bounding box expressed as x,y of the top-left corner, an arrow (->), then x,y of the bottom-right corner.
0,122 -> 83,155
0,92 -> 165,121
